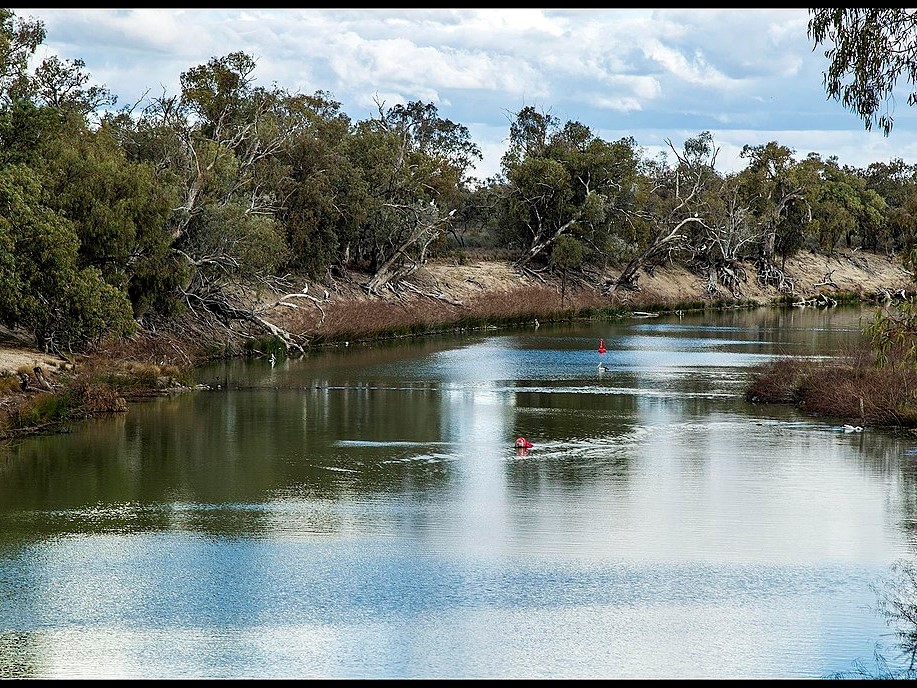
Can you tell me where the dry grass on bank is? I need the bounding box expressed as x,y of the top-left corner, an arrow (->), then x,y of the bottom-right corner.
0,354 -> 197,440
296,284 -> 571,341
747,346 -> 917,427
0,250 -> 914,438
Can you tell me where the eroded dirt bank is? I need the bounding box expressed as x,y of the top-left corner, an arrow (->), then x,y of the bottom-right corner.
1,248 -> 912,380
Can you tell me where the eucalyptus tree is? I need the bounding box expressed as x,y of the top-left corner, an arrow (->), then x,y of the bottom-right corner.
277,91 -> 369,279
809,6 -> 917,253
801,154 -> 887,254
347,98 -> 482,294
0,164 -> 135,352
0,8 -> 44,105
736,141 -> 812,289
0,11 -> 113,120
612,131 -> 722,292
32,120 -> 182,321
0,9 -> 156,350
0,35 -> 182,325
840,166 -> 888,251
0,48 -> 164,307
113,51 -> 309,350
809,8 -> 917,136
28,55 -> 116,118
807,9 -> 917,259
861,158 -> 917,255
498,106 -> 643,275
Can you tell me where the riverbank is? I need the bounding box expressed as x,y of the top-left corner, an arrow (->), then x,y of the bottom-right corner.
247,247 -> 913,351
0,248 -> 912,439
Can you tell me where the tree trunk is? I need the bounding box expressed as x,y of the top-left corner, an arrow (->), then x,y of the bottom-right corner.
611,217 -> 700,292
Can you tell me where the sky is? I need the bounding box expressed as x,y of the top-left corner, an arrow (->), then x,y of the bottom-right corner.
12,7 -> 917,182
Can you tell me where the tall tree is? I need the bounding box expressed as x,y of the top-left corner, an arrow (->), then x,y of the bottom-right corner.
0,164 -> 135,351
612,132 -> 717,291
0,9 -> 44,104
737,141 -> 812,289
28,55 -> 116,116
112,52 -> 309,350
37,123 -> 182,319
349,98 -> 481,294
498,106 -> 642,271
862,158 -> 917,255
277,91 -> 367,278
809,8 -> 917,136
805,156 -> 887,253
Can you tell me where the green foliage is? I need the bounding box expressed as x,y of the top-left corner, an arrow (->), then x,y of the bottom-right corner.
861,159 -> 917,253
501,155 -> 574,252
864,297 -> 917,367
342,99 -> 481,281
0,98 -> 60,166
280,97 -> 368,276
38,124 -> 182,315
809,8 -> 917,136
550,235 -> 586,271
184,202 -> 290,278
63,266 -> 137,343
28,55 -> 116,114
737,141 -> 810,260
381,100 -> 482,185
806,160 -> 887,250
180,51 -> 261,140
0,9 -> 46,104
0,164 -> 136,351
551,234 -> 587,304
498,106 -> 642,266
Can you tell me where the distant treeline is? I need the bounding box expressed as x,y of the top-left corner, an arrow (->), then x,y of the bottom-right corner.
1,8 -> 916,354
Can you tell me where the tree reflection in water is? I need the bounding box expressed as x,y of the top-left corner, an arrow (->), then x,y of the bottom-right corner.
834,560 -> 917,679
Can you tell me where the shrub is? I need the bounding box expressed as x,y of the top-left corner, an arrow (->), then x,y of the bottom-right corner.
746,358 -> 814,404
244,335 -> 287,357
0,372 -> 21,395
13,390 -> 73,428
746,344 -> 917,427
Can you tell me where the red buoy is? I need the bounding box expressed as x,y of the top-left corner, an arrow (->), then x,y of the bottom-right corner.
515,436 -> 534,449
598,338 -> 607,354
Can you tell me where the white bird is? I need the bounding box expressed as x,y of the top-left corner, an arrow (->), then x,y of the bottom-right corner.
270,353 -> 276,367
843,424 -> 863,433
597,362 -> 609,372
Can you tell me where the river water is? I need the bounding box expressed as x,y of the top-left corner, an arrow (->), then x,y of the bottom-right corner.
1,305 -> 916,679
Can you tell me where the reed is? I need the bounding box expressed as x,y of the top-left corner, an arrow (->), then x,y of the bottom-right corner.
746,344 -> 917,427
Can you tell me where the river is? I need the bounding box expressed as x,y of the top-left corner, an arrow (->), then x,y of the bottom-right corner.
1,304 -> 916,678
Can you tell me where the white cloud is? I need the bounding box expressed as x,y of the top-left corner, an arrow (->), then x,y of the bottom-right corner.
642,41 -> 737,90
12,7 -> 917,182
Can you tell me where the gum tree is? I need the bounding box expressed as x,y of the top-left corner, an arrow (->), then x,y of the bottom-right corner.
809,8 -> 917,136
348,99 -> 481,294
113,52 -> 310,350
498,106 -> 643,275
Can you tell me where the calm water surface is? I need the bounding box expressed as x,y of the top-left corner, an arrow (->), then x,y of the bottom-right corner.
2,305 -> 917,679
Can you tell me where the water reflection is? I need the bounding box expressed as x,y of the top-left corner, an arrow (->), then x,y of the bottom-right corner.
0,305 -> 916,678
